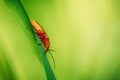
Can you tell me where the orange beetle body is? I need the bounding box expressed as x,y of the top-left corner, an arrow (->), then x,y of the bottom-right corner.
31,20 -> 50,52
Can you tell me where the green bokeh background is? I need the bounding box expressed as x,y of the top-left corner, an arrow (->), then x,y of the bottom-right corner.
1,0 -> 120,80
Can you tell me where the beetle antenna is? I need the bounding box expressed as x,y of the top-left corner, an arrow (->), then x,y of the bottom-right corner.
49,51 -> 56,69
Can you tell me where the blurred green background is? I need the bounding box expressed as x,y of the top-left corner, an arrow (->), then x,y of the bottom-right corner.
1,0 -> 120,80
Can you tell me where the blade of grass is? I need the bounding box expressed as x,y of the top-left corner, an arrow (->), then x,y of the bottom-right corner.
2,0 -> 56,79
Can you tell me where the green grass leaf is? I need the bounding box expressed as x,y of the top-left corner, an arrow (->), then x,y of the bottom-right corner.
0,0 -> 56,79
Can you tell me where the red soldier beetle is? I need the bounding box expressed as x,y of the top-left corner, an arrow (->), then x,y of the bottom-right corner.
31,20 -> 55,68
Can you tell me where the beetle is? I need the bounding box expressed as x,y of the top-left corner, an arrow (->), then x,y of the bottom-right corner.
31,20 -> 55,68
